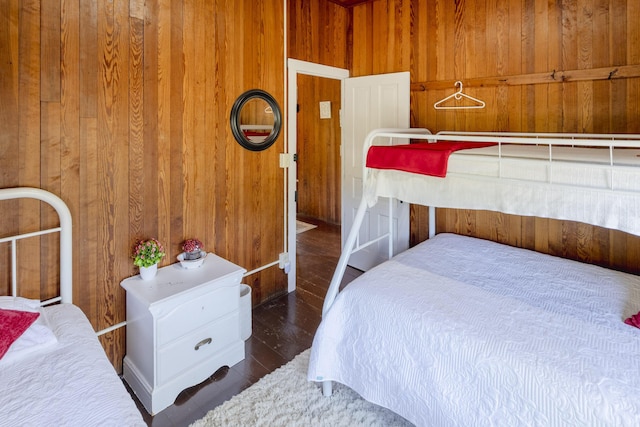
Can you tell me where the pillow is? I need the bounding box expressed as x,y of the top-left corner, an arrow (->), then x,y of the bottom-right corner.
0,297 -> 58,364
625,312 -> 640,329
0,309 -> 40,359
0,296 -> 41,311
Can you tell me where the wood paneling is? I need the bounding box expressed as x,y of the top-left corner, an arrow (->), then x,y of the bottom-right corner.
324,0 -> 376,7
297,75 -> 342,224
352,0 -> 640,274
1,0 -> 286,371
288,0 -> 351,69
288,0 -> 640,274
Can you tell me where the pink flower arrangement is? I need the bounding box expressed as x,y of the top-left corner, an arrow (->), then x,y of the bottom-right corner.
133,238 -> 165,268
182,238 -> 203,254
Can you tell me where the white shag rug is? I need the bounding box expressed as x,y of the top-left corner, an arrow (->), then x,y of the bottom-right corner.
296,220 -> 317,234
190,349 -> 413,427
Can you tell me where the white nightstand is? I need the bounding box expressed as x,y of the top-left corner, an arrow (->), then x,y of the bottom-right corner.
121,253 -> 246,415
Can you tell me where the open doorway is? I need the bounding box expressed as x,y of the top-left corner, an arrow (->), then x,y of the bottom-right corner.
296,74 -> 341,226
285,59 -> 348,292
294,74 -> 344,303
285,61 -> 409,292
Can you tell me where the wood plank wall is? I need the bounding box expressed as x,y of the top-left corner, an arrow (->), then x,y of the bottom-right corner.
288,0 -> 351,70
1,0 -> 286,371
289,0 -> 640,274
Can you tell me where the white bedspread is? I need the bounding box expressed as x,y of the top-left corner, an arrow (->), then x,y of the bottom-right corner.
0,304 -> 145,427
308,233 -> 640,426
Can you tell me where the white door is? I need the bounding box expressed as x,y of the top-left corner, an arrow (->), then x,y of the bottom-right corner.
342,72 -> 411,271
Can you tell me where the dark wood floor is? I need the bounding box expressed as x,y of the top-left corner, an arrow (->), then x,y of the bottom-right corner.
127,218 -> 361,426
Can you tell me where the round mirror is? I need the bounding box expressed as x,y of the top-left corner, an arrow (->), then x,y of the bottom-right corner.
230,89 -> 282,151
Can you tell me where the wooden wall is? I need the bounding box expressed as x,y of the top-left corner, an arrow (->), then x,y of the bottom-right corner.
290,0 -> 640,274
288,0 -> 351,69
1,0 -> 286,371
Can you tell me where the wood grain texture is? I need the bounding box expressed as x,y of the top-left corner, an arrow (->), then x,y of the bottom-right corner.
79,117 -> 98,325
286,0 -> 640,275
2,0 -> 286,370
79,1 -> 97,119
40,0 -> 60,102
325,0 -> 375,7
40,102 -> 61,300
338,0 -> 640,275
18,0 -> 41,298
60,0 -> 81,317
0,0 -> 19,202
292,0 -> 638,275
287,0 -> 351,69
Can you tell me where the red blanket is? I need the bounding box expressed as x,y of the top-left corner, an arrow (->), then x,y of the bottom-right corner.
366,141 -> 498,177
0,309 -> 40,359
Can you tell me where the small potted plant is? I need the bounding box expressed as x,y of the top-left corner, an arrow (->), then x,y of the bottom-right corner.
133,238 -> 165,280
182,238 -> 204,260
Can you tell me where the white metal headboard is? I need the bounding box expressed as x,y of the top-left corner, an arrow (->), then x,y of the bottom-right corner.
0,187 -> 73,304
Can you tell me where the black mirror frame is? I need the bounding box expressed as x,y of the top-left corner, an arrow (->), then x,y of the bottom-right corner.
230,89 -> 282,152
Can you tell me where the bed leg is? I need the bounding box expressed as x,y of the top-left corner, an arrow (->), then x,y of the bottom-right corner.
429,206 -> 436,238
322,380 -> 333,397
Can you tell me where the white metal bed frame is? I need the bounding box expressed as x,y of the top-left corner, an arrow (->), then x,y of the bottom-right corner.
0,187 -> 73,305
320,128 -> 640,396
0,188 -> 146,426
327,130 -> 640,313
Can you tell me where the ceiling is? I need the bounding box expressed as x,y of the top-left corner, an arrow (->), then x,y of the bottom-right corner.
325,0 -> 377,7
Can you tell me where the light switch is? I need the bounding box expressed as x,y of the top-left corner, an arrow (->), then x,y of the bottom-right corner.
319,101 -> 332,119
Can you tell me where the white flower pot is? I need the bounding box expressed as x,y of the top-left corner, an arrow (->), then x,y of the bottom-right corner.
184,249 -> 203,260
139,263 -> 158,280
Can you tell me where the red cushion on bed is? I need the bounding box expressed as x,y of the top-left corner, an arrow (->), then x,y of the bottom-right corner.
0,309 -> 40,359
366,141 -> 498,177
624,312 -> 640,329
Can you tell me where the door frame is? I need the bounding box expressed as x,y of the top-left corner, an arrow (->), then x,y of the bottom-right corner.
285,59 -> 349,292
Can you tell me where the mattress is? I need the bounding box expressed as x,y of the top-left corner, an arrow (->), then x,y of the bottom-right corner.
0,304 -> 145,427
365,145 -> 640,236
308,233 -> 640,426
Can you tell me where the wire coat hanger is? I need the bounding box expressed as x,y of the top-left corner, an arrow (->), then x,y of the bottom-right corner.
433,81 -> 486,110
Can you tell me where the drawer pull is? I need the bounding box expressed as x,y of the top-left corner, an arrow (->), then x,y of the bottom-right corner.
194,337 -> 212,351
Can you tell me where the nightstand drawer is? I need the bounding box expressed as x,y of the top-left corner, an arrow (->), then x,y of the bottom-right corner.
157,284 -> 239,346
157,312 -> 239,384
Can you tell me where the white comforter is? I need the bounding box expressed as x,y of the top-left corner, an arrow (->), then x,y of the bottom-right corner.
0,304 -> 145,427
308,233 -> 640,426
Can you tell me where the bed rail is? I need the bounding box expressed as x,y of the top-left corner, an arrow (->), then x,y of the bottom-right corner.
362,130 -> 640,191
0,187 -> 73,304
436,130 -> 640,141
